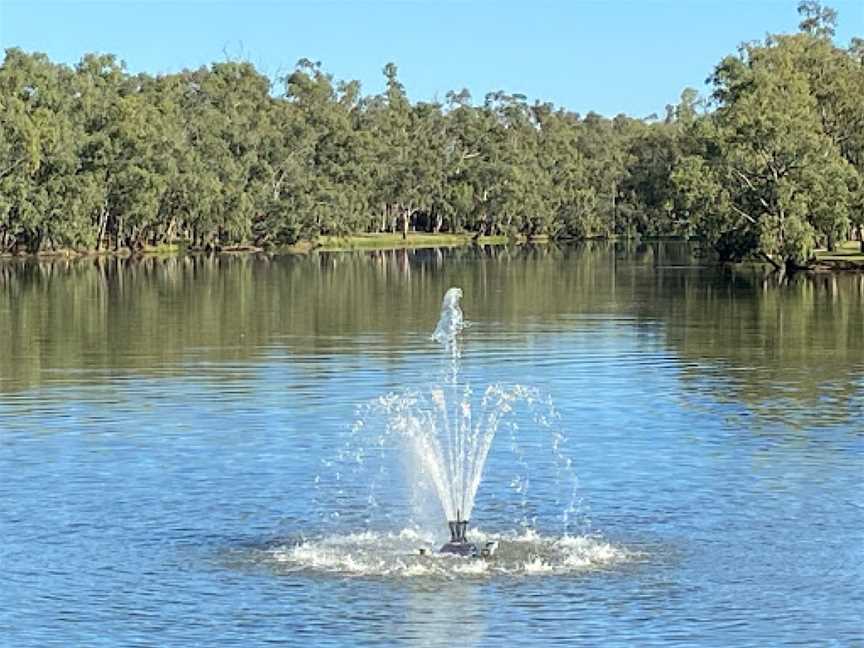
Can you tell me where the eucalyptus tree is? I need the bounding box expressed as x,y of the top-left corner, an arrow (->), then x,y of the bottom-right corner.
673,29 -> 857,269
0,49 -> 84,253
563,112 -> 625,237
407,100 -> 450,232
537,108 -> 597,239
199,61 -> 274,247
437,90 -> 491,234
617,89 -> 703,238
470,91 -> 537,237
0,1 -> 859,258
362,63 -> 418,237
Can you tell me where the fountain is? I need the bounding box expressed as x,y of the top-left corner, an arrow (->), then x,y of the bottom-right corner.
429,288 -> 489,556
282,287 -> 630,577
403,287 -> 529,557
334,288 -> 583,557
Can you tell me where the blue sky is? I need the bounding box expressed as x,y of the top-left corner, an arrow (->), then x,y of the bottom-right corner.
1,1 -> 861,117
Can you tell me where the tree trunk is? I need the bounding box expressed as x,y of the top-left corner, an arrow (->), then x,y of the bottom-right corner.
114,217 -> 123,251
27,230 -> 43,255
760,251 -> 782,272
165,218 -> 176,245
96,205 -> 108,252
785,257 -> 802,275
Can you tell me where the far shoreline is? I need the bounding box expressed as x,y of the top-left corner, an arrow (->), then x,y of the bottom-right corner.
1,233 -> 862,273
0,232 -> 539,260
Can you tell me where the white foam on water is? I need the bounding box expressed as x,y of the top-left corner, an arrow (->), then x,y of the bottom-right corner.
402,563 -> 432,577
266,529 -> 631,579
452,559 -> 489,575
556,535 -> 622,568
523,558 -> 554,574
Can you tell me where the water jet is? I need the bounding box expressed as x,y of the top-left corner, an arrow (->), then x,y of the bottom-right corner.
333,287 -> 579,565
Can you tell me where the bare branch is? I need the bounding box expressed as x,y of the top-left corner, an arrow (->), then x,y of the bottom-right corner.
729,203 -> 758,224
730,167 -> 771,210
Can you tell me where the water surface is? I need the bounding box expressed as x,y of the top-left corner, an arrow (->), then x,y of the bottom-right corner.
1,243 -> 862,646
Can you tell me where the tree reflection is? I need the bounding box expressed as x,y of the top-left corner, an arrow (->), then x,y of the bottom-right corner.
1,244 -> 861,428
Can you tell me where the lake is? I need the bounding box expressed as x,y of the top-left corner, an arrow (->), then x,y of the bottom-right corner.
1,242 -> 862,646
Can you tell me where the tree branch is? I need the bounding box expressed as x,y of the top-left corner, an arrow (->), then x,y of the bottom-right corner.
759,251 -> 782,271
729,203 -> 758,224
730,167 -> 771,210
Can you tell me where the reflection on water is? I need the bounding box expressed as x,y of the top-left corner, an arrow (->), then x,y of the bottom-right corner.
1,243 -> 862,647
403,581 -> 485,648
2,243 -> 862,430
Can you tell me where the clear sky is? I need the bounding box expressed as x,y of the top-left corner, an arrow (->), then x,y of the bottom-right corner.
1,0 -> 861,117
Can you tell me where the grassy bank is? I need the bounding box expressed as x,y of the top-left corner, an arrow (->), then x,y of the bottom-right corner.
812,240 -> 864,270
0,233 -> 528,259
313,232 -> 520,251
815,240 -> 864,263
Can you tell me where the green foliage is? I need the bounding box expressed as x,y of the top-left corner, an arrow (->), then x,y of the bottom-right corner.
0,4 -> 861,264
672,13 -> 863,268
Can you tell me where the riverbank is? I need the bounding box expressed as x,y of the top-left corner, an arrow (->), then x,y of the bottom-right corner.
2,235 -> 862,272
0,232 -> 536,259
315,232 -> 522,251
811,241 -> 864,272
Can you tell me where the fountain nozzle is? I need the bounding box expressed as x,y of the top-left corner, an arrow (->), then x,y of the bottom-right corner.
440,510 -> 477,556
448,510 -> 469,543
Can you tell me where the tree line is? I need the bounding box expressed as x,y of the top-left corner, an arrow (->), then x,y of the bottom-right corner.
0,2 -> 861,270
